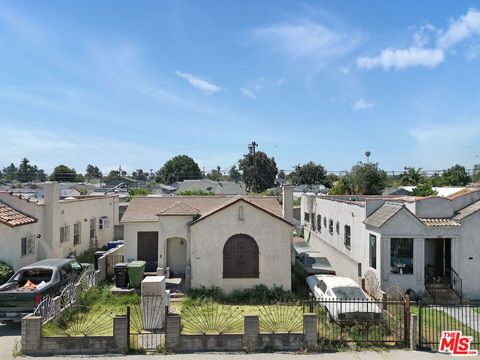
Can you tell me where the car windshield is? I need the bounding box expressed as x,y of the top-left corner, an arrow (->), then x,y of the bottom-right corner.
331,286 -> 367,299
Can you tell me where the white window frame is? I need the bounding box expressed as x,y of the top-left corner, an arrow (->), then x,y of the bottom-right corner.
21,235 -> 35,257
73,222 -> 81,246
60,225 -> 70,243
99,216 -> 110,230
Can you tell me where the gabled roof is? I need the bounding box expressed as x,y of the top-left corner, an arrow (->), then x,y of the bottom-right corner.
157,201 -> 199,216
454,200 -> 480,221
121,195 -> 287,224
363,202 -> 404,228
0,201 -> 37,227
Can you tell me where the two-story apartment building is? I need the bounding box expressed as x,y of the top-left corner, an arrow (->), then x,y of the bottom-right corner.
0,182 -> 119,270
301,189 -> 480,300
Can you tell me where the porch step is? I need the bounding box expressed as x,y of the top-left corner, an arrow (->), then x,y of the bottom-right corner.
425,285 -> 461,304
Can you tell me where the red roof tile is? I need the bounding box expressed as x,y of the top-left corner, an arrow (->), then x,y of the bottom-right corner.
0,201 -> 37,227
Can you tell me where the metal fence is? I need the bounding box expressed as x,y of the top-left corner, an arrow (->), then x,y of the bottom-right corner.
418,301 -> 480,351
309,297 -> 410,349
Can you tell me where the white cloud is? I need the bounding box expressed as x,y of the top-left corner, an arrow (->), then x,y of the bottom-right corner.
437,8 -> 480,49
357,47 -> 444,70
277,78 -> 287,86
250,20 -> 362,70
338,66 -> 350,74
239,87 -> 256,100
353,99 -> 374,110
175,71 -> 220,94
358,9 -> 480,71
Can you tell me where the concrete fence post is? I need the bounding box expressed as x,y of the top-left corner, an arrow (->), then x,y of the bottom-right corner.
410,313 -> 417,351
113,315 -> 129,351
166,314 -> 181,350
21,314 -> 42,354
98,255 -> 107,282
303,313 -> 317,348
244,315 -> 259,350
53,296 -> 62,319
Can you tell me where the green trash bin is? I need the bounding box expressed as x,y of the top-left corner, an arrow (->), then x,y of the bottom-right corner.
127,260 -> 146,288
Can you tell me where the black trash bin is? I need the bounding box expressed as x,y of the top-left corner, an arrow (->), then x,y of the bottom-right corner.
94,251 -> 106,270
114,263 -> 129,288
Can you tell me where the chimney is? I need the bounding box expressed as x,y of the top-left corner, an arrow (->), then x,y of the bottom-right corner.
282,185 -> 294,223
43,182 -> 60,254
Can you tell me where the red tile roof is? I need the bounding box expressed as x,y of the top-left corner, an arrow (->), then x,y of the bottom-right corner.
0,201 -> 37,227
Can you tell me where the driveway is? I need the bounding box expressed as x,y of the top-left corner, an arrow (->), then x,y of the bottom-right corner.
0,322 -> 21,359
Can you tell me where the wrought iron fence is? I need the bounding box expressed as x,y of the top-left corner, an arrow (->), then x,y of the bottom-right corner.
309,297 -> 409,350
418,301 -> 480,351
33,295 -> 55,324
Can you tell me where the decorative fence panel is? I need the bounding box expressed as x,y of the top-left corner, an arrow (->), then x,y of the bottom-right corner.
418,301 -> 480,351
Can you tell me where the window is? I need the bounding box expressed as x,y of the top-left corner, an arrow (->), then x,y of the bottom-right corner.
21,236 -> 35,257
318,280 -> 327,293
369,234 -> 377,269
60,225 -> 70,243
90,218 -> 96,239
238,206 -> 244,220
329,219 -> 333,234
304,212 -> 310,222
336,221 -> 340,234
99,216 -> 110,230
223,234 -> 259,278
390,238 -> 414,274
311,214 -> 316,231
73,222 -> 81,246
317,215 -> 321,232
323,217 -> 327,228
344,225 -> 351,249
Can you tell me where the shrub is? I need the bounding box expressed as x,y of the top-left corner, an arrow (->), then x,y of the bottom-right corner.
176,189 -> 213,196
0,261 -> 14,285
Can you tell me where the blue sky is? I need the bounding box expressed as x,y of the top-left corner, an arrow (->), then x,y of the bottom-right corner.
1,1 -> 480,174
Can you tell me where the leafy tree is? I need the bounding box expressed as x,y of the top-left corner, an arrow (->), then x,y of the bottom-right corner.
329,177 -> 351,195
277,170 -> 286,179
155,155 -> 202,184
2,163 -> 18,182
176,189 -> 213,196
473,164 -> 480,183
441,164 -> 471,186
426,172 -> 448,187
288,161 -> 327,186
37,169 -> 47,182
400,167 -> 424,186
75,173 -> 85,182
106,169 -> 127,179
17,158 -> 39,183
0,261 -> 14,285
206,166 -> 223,181
131,169 -> 148,181
127,188 -> 150,201
228,166 -> 242,182
411,183 -> 438,197
50,164 -> 77,182
342,162 -> 388,195
85,164 -> 102,179
238,151 -> 278,193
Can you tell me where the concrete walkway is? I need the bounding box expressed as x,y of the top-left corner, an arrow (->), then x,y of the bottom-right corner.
439,306 -> 480,332
0,322 -> 21,359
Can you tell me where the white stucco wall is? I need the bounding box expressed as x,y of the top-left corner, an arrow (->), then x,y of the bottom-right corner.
457,213 -> 480,299
0,222 -> 42,271
189,202 -> 292,293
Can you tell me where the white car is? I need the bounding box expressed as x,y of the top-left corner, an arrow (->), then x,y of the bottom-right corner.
306,275 -> 383,323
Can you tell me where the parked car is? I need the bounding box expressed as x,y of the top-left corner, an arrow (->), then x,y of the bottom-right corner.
0,258 -> 91,322
306,275 -> 382,323
297,251 -> 336,275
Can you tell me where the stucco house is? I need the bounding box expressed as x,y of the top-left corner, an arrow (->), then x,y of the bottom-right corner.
121,187 -> 294,293
0,182 -> 119,270
301,189 -> 480,301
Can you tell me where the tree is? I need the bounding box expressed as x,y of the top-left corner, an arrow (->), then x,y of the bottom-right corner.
50,164 -> 77,182
85,164 -> 102,179
288,161 -> 327,186
329,177 -> 351,195
106,169 -> 127,179
131,169 -> 148,181
206,166 -> 223,181
411,183 -> 438,197
2,163 -> 18,182
473,164 -> 480,183
400,167 -> 424,186
228,166 -> 242,182
343,162 -> 388,195
238,151 -> 278,192
277,170 -> 286,179
442,164 -> 471,186
155,155 -> 202,184
17,158 -> 38,183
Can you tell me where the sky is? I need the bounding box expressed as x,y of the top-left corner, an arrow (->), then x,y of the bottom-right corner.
1,1 -> 480,175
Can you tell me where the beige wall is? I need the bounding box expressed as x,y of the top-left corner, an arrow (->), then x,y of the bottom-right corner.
123,221 -> 159,263
190,202 -> 292,293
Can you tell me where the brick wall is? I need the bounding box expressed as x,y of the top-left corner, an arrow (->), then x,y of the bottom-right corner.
21,314 -> 128,355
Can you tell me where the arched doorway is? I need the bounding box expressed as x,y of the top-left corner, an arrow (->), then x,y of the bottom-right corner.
166,237 -> 187,276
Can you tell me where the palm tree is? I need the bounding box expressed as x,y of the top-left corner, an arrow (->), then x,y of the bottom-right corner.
400,167 -> 424,185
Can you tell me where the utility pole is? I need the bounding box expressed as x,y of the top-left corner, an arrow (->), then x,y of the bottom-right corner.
248,141 -> 258,192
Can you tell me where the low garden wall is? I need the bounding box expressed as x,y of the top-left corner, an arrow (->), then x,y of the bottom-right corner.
165,313 -> 317,352
21,313 -> 129,355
